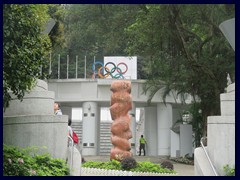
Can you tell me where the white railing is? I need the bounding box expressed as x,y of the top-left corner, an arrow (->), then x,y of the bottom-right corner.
200,137 -> 218,176
81,167 -> 176,176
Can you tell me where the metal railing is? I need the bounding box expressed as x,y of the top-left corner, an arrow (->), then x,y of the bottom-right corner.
200,137 -> 218,176
47,54 -> 135,80
49,54 -> 89,79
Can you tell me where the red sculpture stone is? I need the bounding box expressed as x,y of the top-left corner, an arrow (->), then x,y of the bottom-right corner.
110,80 -> 133,161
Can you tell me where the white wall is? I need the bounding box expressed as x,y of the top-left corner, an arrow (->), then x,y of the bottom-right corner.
144,107 -> 157,156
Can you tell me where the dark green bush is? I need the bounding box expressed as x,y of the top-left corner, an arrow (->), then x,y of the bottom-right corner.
169,157 -> 194,165
121,157 -> 137,170
3,144 -> 70,176
160,160 -> 174,170
82,159 -> 121,170
131,161 -> 175,174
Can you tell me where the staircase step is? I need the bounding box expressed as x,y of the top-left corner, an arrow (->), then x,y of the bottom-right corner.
100,133 -> 111,136
70,122 -> 121,154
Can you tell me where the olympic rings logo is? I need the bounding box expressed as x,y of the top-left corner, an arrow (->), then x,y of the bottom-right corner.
92,61 -> 128,79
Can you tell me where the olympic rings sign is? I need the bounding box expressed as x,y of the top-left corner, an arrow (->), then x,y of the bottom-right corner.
92,61 -> 128,79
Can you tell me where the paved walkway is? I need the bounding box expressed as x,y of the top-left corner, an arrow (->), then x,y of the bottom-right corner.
83,155 -> 195,176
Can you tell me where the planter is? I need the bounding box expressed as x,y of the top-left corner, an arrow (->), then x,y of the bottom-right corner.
81,167 -> 177,176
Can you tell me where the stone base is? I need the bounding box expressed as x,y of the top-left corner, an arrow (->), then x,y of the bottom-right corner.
220,93 -> 235,116
207,116 -> 235,175
194,147 -> 216,176
3,115 -> 68,159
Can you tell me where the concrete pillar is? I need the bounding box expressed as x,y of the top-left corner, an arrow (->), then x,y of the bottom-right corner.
4,115 -> 68,159
144,106 -> 157,156
170,107 -> 182,157
4,79 -> 54,116
157,103 -> 172,156
82,102 -> 99,155
3,79 -> 68,159
129,102 -> 136,155
208,116 -> 235,175
61,106 -> 72,120
170,130 -> 180,157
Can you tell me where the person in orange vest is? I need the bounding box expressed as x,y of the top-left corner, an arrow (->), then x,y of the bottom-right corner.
139,135 -> 147,156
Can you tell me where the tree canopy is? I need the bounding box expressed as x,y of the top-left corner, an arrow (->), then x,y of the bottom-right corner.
3,4 -> 51,110
124,4 -> 235,140
60,4 -> 235,144
3,4 -> 235,146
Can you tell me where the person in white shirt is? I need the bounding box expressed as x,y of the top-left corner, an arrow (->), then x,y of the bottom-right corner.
66,118 -> 74,163
68,118 -> 73,147
54,102 -> 62,115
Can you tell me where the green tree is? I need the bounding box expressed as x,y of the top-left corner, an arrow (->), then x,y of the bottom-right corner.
3,4 -> 51,110
52,4 -> 142,79
48,4 -> 66,52
64,4 -> 140,57
125,4 -> 235,143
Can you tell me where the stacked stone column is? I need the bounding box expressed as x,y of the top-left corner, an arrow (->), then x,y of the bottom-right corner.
110,80 -> 132,161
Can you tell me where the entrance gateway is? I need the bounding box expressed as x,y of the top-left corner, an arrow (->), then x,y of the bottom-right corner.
46,56 -> 193,157
48,78 -> 193,157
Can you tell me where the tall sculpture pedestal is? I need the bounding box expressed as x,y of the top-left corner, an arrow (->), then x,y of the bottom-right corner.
3,79 -> 68,159
195,83 -> 235,175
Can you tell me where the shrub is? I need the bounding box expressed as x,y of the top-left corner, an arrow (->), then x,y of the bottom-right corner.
169,157 -> 194,165
3,144 -> 70,176
131,161 -> 176,174
160,160 -> 174,170
82,160 -> 122,170
121,157 -> 137,170
223,165 -> 235,176
83,160 -> 176,174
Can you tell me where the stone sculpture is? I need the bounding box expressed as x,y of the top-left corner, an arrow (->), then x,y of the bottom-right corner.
227,73 -> 232,86
110,80 -> 133,161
